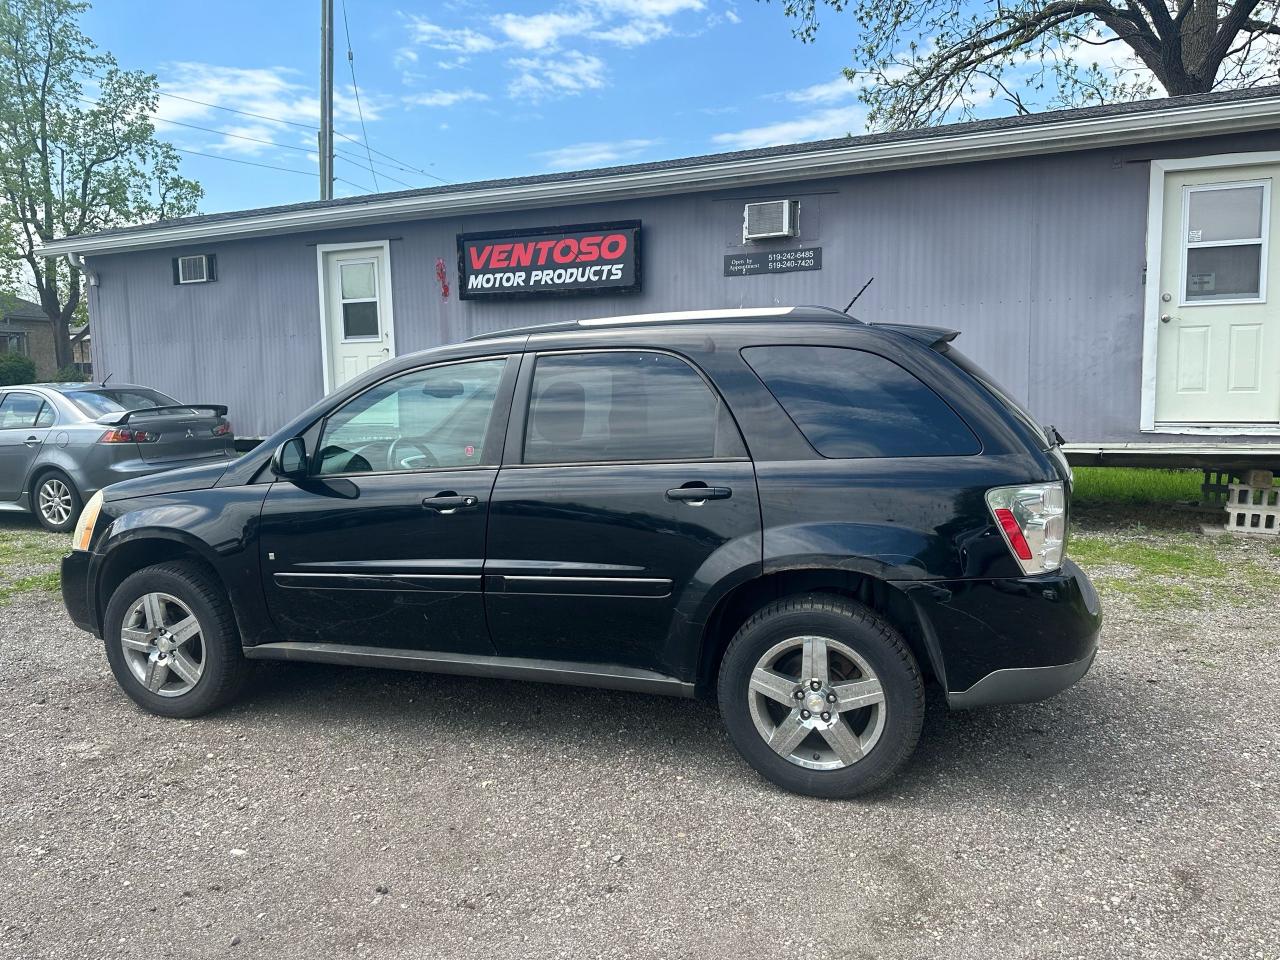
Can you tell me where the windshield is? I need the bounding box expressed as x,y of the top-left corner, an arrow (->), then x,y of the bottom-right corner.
938,345 -> 1052,448
67,387 -> 182,417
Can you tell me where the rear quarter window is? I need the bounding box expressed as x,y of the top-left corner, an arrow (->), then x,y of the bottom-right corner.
742,345 -> 980,458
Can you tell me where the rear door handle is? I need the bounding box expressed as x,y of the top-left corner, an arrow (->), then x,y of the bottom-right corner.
666,485 -> 732,503
23,436 -> 40,448
422,493 -> 479,514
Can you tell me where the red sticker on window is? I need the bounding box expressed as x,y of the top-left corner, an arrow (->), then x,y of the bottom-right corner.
464,444 -> 475,458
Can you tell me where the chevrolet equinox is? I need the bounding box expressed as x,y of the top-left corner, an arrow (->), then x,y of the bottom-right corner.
62,307 -> 1101,798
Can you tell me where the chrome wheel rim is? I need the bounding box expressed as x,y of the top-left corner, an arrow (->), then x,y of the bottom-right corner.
747,635 -> 887,771
38,478 -> 73,525
120,593 -> 206,698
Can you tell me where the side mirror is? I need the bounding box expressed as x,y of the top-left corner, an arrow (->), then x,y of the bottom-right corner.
272,437 -> 308,479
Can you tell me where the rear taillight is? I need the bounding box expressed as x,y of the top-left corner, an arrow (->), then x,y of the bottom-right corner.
986,482 -> 1065,575
99,428 -> 158,444
211,420 -> 232,437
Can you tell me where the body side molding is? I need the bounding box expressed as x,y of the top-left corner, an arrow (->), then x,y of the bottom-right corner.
243,642 -> 696,697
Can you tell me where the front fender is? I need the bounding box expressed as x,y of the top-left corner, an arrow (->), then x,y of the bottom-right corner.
89,486 -> 273,644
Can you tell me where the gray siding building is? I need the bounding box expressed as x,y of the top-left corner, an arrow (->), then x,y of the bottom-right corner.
41,88 -> 1280,463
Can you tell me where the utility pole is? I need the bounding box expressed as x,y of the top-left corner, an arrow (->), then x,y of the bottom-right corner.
319,0 -> 334,200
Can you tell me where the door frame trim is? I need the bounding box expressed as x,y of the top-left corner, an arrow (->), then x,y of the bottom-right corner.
1141,151 -> 1280,434
315,240 -> 396,394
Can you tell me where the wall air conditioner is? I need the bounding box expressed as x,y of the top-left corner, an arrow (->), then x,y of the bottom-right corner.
742,199 -> 799,242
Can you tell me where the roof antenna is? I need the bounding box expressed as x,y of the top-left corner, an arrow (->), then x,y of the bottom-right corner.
843,277 -> 874,314
100,372 -> 113,387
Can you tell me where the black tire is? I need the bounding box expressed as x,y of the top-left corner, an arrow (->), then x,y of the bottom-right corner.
32,470 -> 82,533
102,560 -> 248,718
717,593 -> 925,799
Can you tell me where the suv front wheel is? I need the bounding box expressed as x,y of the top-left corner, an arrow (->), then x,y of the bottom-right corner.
717,594 -> 925,799
102,561 -> 248,718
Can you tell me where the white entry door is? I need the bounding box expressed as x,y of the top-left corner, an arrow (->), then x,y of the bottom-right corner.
1154,164 -> 1279,425
320,243 -> 395,392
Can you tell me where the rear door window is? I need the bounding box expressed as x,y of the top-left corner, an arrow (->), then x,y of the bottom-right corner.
742,345 -> 980,458
0,392 -> 53,429
522,351 -> 745,465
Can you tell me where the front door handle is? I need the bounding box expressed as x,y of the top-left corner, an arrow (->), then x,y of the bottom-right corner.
666,484 -> 732,504
23,436 -> 40,447
422,492 -> 479,514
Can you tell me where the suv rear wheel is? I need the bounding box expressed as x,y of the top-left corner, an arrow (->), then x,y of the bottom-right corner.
102,561 -> 248,718
717,594 -> 924,798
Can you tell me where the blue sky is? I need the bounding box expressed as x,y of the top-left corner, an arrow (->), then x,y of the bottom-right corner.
80,1 -> 1062,214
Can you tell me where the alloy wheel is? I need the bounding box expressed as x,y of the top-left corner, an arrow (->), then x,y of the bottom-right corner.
38,478 -> 73,526
119,592 -> 206,698
746,635 -> 887,771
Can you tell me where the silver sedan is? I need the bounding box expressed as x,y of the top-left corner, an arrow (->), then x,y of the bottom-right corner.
0,383 -> 235,531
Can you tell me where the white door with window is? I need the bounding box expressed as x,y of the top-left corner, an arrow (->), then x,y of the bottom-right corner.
320,243 -> 395,392
1154,164 -> 1279,426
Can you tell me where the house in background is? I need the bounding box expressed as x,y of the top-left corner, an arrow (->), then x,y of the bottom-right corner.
1,296 -> 57,379
38,87 -> 1280,469
0,296 -> 91,381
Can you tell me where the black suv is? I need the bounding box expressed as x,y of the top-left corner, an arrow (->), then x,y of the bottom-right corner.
62,307 -> 1100,797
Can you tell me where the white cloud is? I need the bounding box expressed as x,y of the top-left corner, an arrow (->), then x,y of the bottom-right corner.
154,62 -> 382,156
725,8 -> 741,24
712,104 -> 868,150
781,76 -> 860,104
508,51 -> 607,101
590,19 -> 671,46
405,17 -> 498,54
537,137 -> 661,169
492,11 -> 593,50
589,0 -> 704,15
403,88 -> 489,108
399,1 -> 715,101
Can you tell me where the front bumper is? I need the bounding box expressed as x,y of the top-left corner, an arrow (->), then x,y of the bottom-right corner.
901,559 -> 1102,709
60,550 -> 97,635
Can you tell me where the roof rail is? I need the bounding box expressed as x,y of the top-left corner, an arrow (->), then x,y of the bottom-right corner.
466,305 -> 859,341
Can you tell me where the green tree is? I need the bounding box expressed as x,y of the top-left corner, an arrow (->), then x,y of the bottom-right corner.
0,0 -> 201,368
767,1 -> 1280,129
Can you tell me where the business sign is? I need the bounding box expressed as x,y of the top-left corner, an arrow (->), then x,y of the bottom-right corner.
458,220 -> 642,300
724,247 -> 822,277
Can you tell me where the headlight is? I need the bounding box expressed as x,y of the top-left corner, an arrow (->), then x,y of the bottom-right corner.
986,482 -> 1065,575
73,490 -> 104,552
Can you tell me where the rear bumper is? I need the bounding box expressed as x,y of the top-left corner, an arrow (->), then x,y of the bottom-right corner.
947,648 -> 1096,709
60,550 -> 97,635
899,559 -> 1102,709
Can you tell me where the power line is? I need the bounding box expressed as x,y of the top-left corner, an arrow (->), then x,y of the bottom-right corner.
171,146 -> 315,177
340,0 -> 380,191
333,130 -> 449,184
85,67 -> 450,189
173,146 -> 374,194
334,153 -> 415,190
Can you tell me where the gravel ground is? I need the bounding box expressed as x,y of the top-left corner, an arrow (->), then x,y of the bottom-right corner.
0,510 -> 1277,960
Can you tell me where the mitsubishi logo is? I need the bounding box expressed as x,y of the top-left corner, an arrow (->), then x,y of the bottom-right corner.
184,428 -> 195,438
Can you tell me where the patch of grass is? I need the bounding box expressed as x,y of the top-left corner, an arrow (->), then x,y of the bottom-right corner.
1072,467 -> 1203,506
0,522 -> 68,605
0,570 -> 61,604
1068,537 -> 1226,578
1092,576 -> 1201,611
1071,528 -> 1276,612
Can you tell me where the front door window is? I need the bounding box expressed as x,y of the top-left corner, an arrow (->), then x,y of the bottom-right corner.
315,358 -> 507,474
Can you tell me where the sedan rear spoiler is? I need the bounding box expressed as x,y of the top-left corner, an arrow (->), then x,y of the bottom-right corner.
95,404 -> 228,426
